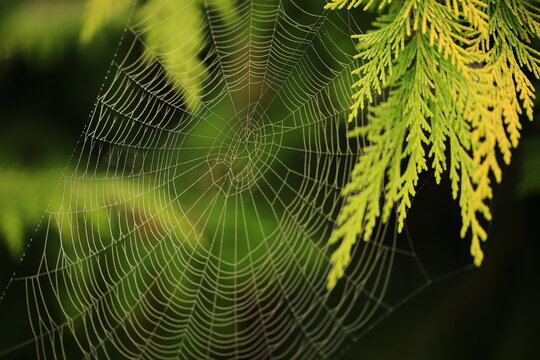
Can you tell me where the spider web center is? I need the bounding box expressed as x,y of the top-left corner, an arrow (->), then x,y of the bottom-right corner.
207,105 -> 277,197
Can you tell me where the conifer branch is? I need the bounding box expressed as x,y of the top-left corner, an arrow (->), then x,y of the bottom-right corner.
326,0 -> 540,290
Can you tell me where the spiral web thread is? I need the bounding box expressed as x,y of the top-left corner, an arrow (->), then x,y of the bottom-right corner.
0,0 -> 453,359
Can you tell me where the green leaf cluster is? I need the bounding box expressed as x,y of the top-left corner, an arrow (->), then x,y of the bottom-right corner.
0,167 -> 196,258
82,0 -> 238,110
0,1 -> 86,61
326,0 -> 540,289
80,0 -> 133,43
0,168 -> 61,257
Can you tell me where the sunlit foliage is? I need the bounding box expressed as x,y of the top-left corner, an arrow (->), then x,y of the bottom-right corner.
0,1 -> 85,60
80,0 -> 132,43
81,0 -> 237,110
326,0 -> 540,289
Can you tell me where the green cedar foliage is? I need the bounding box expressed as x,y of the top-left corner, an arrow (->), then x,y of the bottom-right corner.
325,0 -> 540,289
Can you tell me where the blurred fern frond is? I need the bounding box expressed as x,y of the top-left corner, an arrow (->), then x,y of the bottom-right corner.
80,0 -> 132,43
0,168 -> 61,257
326,0 -> 540,289
0,1 -> 85,61
82,0 -> 238,110
0,168 -> 195,258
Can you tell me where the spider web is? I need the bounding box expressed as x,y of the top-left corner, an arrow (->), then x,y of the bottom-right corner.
0,0 -> 471,359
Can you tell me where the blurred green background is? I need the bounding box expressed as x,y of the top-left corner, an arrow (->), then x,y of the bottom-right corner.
0,0 -> 539,359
